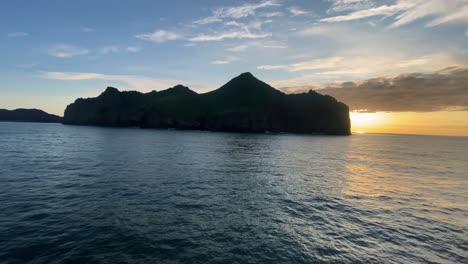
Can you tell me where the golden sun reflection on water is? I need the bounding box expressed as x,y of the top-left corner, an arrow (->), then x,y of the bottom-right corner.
341,151 -> 468,227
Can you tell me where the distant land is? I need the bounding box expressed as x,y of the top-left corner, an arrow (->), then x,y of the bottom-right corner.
64,73 -> 350,135
0,109 -> 62,123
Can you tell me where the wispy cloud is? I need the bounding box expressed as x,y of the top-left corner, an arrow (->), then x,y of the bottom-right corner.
260,11 -> 283,18
193,0 -> 280,24
258,56 -> 344,72
17,63 -> 37,68
99,45 -> 120,54
190,31 -> 271,42
226,40 -> 287,52
320,2 -> 411,23
7,32 -> 29,37
321,0 -> 468,28
42,71 -> 196,92
326,0 -> 375,13
47,44 -> 89,58
226,45 -> 249,52
127,46 -> 141,53
211,56 -> 239,65
80,27 -> 95,33
136,30 -> 182,43
288,6 -> 309,16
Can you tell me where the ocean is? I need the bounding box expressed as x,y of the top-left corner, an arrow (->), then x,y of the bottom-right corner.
0,122 -> 467,263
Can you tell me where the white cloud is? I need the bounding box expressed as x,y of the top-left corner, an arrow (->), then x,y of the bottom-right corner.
193,0 -> 280,24
211,56 -> 239,65
326,0 -> 375,13
17,63 -> 37,68
190,31 -> 271,42
7,32 -> 29,37
425,4 -> 468,27
47,44 -> 89,58
260,11 -> 283,17
42,71 -> 195,92
100,45 -> 120,54
226,45 -> 249,52
226,40 -> 287,52
80,27 -> 95,33
136,30 -> 182,43
268,52 -> 468,87
127,46 -> 141,53
320,0 -> 468,28
288,6 -> 308,16
258,56 -> 344,72
320,2 -> 412,23
257,65 -> 289,70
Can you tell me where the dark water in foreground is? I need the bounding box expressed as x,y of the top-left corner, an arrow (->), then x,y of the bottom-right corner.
0,122 -> 467,264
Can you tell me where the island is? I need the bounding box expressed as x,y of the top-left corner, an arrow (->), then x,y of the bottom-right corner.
0,108 -> 62,123
64,72 -> 351,135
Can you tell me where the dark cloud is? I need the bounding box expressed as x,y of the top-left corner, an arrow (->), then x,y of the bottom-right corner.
283,67 -> 468,112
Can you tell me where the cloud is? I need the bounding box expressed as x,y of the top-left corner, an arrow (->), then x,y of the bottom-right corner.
190,31 -> 271,42
288,6 -> 308,16
17,63 -> 37,68
320,0 -> 468,28
42,71 -> 203,92
260,11 -> 283,18
127,46 -> 141,53
47,44 -> 89,58
258,65 -> 289,70
136,30 -> 182,43
283,67 -> 468,112
226,40 -> 287,52
326,0 -> 375,13
320,1 -> 412,23
258,56 -> 344,71
211,56 -> 239,65
193,0 -> 280,24
425,4 -> 468,27
99,45 -> 120,54
211,57 -> 239,65
226,45 -> 249,52
80,27 -> 95,33
7,32 -> 29,37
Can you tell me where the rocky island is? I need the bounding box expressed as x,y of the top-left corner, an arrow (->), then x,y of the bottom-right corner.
0,108 -> 62,123
64,72 -> 351,135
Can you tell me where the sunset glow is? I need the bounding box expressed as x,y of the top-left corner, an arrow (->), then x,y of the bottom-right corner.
350,111 -> 468,137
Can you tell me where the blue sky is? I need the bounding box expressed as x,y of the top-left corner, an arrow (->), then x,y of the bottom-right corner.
1,0 -> 468,115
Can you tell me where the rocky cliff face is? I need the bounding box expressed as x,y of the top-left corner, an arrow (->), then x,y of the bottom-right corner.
64,72 -> 351,135
0,109 -> 62,123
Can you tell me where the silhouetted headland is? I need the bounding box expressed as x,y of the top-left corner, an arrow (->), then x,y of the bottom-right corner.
64,72 -> 351,135
0,109 -> 62,123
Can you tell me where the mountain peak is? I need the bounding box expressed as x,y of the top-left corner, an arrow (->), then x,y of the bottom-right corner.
101,87 -> 119,96
214,72 -> 283,96
238,72 -> 255,78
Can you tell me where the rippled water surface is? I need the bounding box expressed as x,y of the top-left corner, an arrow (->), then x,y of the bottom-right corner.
0,122 -> 467,263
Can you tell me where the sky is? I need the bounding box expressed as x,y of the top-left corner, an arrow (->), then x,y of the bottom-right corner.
1,0 -> 468,136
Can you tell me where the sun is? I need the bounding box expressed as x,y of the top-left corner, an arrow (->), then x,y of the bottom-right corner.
350,112 -> 388,133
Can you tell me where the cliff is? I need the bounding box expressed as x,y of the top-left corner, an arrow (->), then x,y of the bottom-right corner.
0,109 -> 62,123
64,72 -> 351,135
